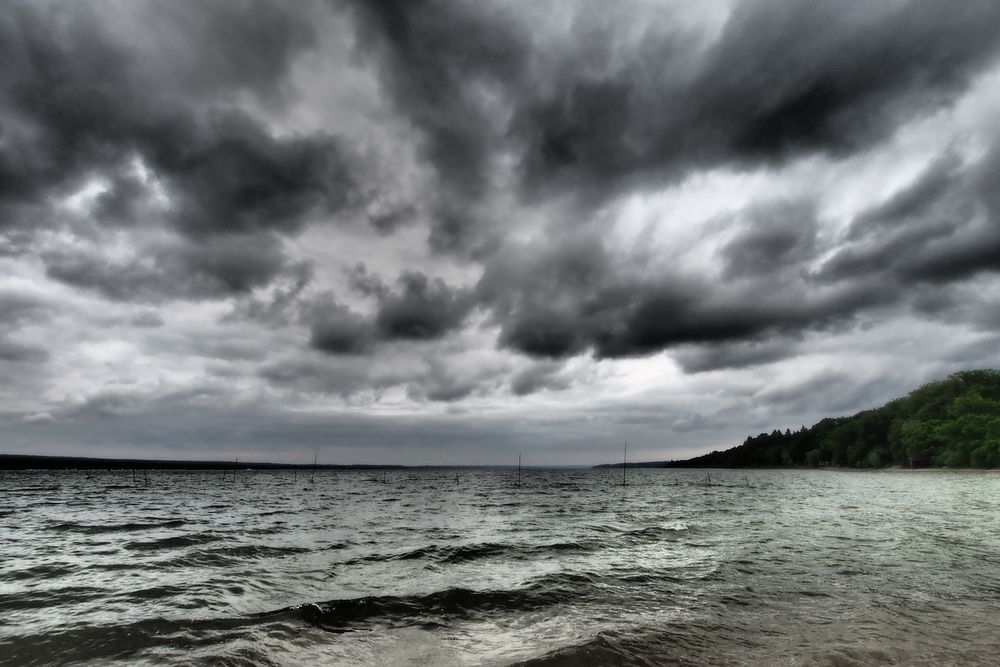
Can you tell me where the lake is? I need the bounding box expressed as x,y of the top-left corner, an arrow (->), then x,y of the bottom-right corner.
2,468 -> 998,665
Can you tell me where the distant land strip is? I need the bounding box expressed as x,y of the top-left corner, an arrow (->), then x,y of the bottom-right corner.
0,454 -> 413,471
597,369 -> 1000,470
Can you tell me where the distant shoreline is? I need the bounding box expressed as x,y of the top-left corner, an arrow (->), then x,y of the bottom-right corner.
0,454 -> 586,471
0,454 -> 402,471
4,454 -> 994,472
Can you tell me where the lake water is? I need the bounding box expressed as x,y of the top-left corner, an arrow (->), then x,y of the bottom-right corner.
2,468 -> 999,666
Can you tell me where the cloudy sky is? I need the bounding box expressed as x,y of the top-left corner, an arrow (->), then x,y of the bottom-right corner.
2,0 -> 1000,465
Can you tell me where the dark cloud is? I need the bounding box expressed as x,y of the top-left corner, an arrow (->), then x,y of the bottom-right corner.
0,337 -> 49,363
846,152 -> 966,240
344,0 -> 527,200
307,298 -> 376,355
0,0 -> 358,302
510,361 -> 571,396
44,233 -> 295,302
346,263 -> 390,300
0,291 -> 50,325
3,0 -> 1000,464
348,0 -> 1000,225
375,272 -> 473,341
673,340 -> 800,374
821,140 -> 1000,289
477,235 -> 616,358
408,368 -> 480,403
226,262 -> 314,326
477,230 -> 900,361
258,357 -> 380,398
136,0 -> 319,102
308,270 -> 473,355
368,205 -> 417,236
721,200 -> 817,279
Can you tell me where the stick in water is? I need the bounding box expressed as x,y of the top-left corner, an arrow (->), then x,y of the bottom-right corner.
623,442 -> 627,487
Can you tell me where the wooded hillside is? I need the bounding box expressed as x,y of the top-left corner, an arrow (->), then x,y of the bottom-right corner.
668,370 -> 1000,468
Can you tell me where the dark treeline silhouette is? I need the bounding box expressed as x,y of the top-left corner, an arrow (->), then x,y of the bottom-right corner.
663,370 -> 1000,469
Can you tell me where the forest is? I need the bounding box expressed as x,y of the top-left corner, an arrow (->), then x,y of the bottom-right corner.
667,370 -> 1000,469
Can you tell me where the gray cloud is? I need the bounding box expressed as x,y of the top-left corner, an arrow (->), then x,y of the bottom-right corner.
375,272 -> 474,341
1,0 -> 359,303
721,200 -> 817,279
307,298 -> 377,356
334,0 -> 1000,369
0,337 -> 49,363
44,233 -> 295,302
347,0 -> 1000,221
821,139 -> 1000,288
672,340 -> 800,374
3,0 -> 1000,464
477,230 -> 892,361
0,292 -> 50,325
308,270 -> 474,355
510,361 -> 571,396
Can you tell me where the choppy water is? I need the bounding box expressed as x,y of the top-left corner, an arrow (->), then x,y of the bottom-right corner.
2,468 -> 999,666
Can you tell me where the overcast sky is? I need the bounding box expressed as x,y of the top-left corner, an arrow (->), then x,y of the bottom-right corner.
2,0 -> 1000,465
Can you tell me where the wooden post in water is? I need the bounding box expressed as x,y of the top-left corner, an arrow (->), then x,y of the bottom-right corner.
623,442 -> 627,487
518,453 -> 522,487
233,457 -> 238,482
311,454 -> 318,483
132,467 -> 136,485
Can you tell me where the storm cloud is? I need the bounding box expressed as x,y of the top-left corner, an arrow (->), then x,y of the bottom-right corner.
1,0 -> 359,302
2,0 -> 1000,464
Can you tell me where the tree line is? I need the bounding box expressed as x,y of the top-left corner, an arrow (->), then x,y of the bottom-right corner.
667,370 -> 1000,469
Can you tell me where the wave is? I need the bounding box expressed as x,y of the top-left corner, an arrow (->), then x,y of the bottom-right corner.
622,525 -> 690,542
124,532 -> 219,551
514,632 -> 651,667
119,585 -> 189,601
267,571 -> 603,632
2,562 -> 79,581
0,614 -> 261,666
338,540 -> 596,568
48,519 -> 188,534
156,544 -> 312,569
512,624 -> 729,667
0,586 -> 105,611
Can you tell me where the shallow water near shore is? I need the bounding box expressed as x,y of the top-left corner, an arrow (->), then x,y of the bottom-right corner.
2,468 -> 999,666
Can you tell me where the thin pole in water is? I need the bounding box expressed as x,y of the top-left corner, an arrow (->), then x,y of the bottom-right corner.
311,454 -> 318,483
518,452 -> 522,487
623,442 -> 627,487
233,457 -> 238,482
